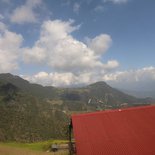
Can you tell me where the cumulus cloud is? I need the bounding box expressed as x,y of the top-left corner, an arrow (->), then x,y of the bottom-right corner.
0,23 -> 23,72
102,66 -> 155,90
23,19 -> 118,75
103,60 -> 119,70
21,66 -> 155,90
86,34 -> 112,55
23,72 -> 76,87
10,0 -> 42,24
0,22 -> 6,31
20,20 -> 155,89
21,19 -> 120,87
22,71 -> 96,87
21,63 -> 119,87
23,46 -> 46,64
103,0 -> 128,4
102,67 -> 155,82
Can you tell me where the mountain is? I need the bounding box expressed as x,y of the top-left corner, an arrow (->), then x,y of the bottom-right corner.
0,73 -> 153,142
61,81 -> 152,110
0,73 -> 58,99
120,88 -> 155,99
0,74 -> 68,142
87,81 -> 151,104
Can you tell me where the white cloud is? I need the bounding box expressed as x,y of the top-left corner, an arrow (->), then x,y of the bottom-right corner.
22,72 -> 77,87
94,5 -> 104,13
23,46 -> 46,64
22,71 -> 98,87
0,23 -> 23,72
102,66 -> 155,90
21,63 -> 119,87
102,67 -> 155,82
0,22 -> 6,31
23,19 -> 118,75
20,19 -> 120,87
21,66 -> 155,88
86,34 -> 112,55
103,60 -> 119,70
73,3 -> 80,14
0,18 -> 119,87
10,0 -> 42,24
103,0 -> 128,4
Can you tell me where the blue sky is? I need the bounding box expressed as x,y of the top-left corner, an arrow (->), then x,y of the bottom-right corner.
0,0 -> 155,91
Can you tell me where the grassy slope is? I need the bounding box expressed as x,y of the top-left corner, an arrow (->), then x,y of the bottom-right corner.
0,140 -> 69,155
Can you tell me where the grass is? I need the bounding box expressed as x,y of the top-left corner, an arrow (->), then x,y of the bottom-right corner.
0,140 -> 68,151
0,140 -> 69,155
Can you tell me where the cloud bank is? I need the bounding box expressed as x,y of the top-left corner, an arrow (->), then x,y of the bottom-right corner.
22,66 -> 155,91
22,19 -> 119,86
103,67 -> 155,91
1,4 -> 154,91
0,18 -> 118,85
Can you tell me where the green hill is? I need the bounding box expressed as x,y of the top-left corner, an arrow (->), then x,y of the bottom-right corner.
0,73 -> 152,142
0,73 -> 58,99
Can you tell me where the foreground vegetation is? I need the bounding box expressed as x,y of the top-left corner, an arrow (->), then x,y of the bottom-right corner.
0,145 -> 68,155
0,140 -> 69,155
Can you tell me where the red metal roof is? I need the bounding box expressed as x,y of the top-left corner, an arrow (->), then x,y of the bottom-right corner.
72,105 -> 155,155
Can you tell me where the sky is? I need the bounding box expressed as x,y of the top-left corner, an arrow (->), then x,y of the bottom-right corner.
0,0 -> 155,91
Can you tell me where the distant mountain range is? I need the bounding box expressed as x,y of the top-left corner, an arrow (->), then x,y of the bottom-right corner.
0,73 -> 153,142
119,88 -> 155,99
0,73 -> 152,105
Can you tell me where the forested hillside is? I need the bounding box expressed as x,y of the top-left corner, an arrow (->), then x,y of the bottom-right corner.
0,73 -> 152,142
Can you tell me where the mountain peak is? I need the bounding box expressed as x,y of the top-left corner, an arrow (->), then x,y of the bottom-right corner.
88,81 -> 110,88
0,73 -> 13,77
0,73 -> 29,84
0,73 -> 22,80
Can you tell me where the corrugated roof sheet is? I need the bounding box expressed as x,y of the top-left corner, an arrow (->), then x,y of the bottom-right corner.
72,105 -> 155,155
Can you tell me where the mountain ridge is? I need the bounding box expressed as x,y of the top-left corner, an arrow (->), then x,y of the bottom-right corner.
0,73 -> 153,142
0,73 -> 152,104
